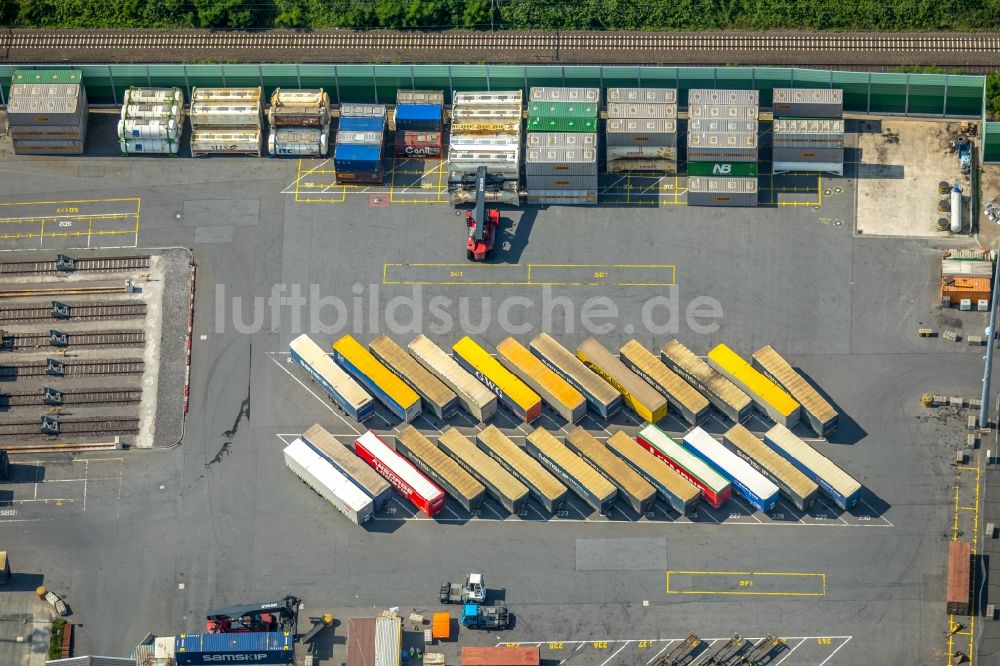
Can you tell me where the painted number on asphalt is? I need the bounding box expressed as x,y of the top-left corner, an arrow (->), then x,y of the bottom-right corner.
593,642 -> 608,649
450,271 -> 463,278
638,641 -> 654,648
548,642 -> 564,650
505,643 -> 520,648
738,580 -> 753,587
593,271 -> 608,278
817,637 -> 833,645
0,509 -> 15,517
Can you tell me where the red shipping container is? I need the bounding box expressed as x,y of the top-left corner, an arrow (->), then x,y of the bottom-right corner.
461,646 -> 540,666
395,131 -> 443,158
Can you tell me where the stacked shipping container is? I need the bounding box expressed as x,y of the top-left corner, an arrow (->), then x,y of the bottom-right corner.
686,89 -> 759,207
7,70 -> 89,155
188,87 -> 263,157
605,87 -> 678,174
394,90 -> 445,159
525,87 -> 600,205
940,249 -> 994,308
335,103 -> 387,183
448,91 -> 522,204
267,88 -> 331,157
118,87 -> 183,155
771,89 -> 844,175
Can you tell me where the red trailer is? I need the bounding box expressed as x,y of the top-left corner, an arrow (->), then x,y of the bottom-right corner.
354,430 -> 445,516
636,423 -> 731,509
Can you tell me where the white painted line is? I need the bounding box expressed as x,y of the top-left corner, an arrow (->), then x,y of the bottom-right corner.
480,502 -> 504,520
645,640 -> 677,666
816,637 -> 852,666
687,639 -> 718,666
268,354 -> 362,435
857,498 -> 893,527
600,640 -> 631,666
440,503 -> 461,520
82,459 -> 88,512
771,637 -> 807,666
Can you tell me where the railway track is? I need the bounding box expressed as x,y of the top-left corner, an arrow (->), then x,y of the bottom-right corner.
3,29 -> 1000,68
0,417 -> 140,436
0,359 -> 144,378
2,330 -> 145,351
0,302 -> 147,324
0,388 -> 142,407
0,256 -> 150,276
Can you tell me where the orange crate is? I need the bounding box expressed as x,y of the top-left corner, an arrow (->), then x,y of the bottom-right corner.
432,612 -> 450,639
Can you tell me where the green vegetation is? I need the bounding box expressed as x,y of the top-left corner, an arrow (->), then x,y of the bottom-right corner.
987,74 -> 1000,121
4,0 -> 1000,30
47,618 -> 66,660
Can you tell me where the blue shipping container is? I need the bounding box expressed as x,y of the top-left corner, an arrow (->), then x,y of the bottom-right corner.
175,632 -> 294,665
395,104 -> 443,131
334,144 -> 384,174
338,117 -> 385,133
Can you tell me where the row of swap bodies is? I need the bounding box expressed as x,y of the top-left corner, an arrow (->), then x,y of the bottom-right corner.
291,333 -> 837,439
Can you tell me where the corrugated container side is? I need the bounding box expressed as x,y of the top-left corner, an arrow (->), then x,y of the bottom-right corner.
606,87 -> 678,105
526,116 -> 597,133
661,339 -> 753,422
772,147 -> 844,163
461,645 -> 541,666
302,423 -> 393,510
525,175 -> 599,190
681,427 -> 779,512
576,337 -> 668,423
524,191 -> 599,205
751,345 -> 838,437
606,159 -> 678,174
396,89 -> 445,106
637,423 -> 732,509
707,343 -> 801,427
395,425 -> 486,512
722,423 -> 819,512
772,162 -> 844,176
686,176 -> 758,194
529,87 -> 600,104
688,104 -> 759,120
340,103 -> 387,119
452,90 -> 523,107
525,427 -> 617,514
525,132 -> 596,148
688,89 -> 759,106
529,333 -> 622,418
289,334 -> 374,420
947,540 -> 972,615
284,438 -> 374,525
689,118 -> 757,134
437,427 -> 529,514
332,334 -> 422,423
495,337 -> 587,424
348,618 -> 376,666
564,426 -> 656,515
338,117 -> 386,133
408,335 -> 497,422
606,102 -> 678,119
368,335 -> 460,420
375,615 -> 401,666
527,101 -> 599,118
605,145 -> 678,160
475,425 -> 568,514
763,424 -> 862,510
619,339 -> 710,425
190,128 -> 263,157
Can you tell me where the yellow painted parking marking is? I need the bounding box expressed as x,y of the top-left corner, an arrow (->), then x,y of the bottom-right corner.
0,198 -> 140,249
769,173 -> 823,207
599,173 -> 686,207
666,570 -> 826,597
947,461 -> 980,665
382,263 -> 676,287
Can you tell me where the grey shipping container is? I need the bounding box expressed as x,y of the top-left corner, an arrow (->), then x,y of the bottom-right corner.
772,88 -> 844,118
337,131 -> 384,145
397,89 -> 445,106
689,104 -> 759,120
525,152 -> 598,177
453,91 -> 523,107
773,118 -> 845,136
12,139 -> 85,155
9,125 -> 86,140
607,87 -> 677,105
526,132 -> 596,149
607,158 -> 678,174
437,427 -> 529,514
605,118 -> 677,147
606,102 -> 678,120
773,135 -> 845,149
408,334 -> 497,422
525,175 -> 599,190
688,132 -> 758,150
529,87 -> 600,104
772,147 -> 844,163
688,89 -> 759,107
772,161 -> 844,176
7,86 -> 88,126
525,190 -> 598,205
606,145 -> 677,160
687,177 -> 759,207
689,118 -> 757,135
340,103 -> 387,118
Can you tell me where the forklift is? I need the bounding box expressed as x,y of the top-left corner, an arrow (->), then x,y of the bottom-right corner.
464,166 -> 501,261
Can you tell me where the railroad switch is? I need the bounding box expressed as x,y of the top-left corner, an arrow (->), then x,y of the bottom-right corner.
49,330 -> 68,348
55,254 -> 75,272
51,301 -> 70,319
42,387 -> 63,406
41,416 -> 59,435
45,358 -> 65,377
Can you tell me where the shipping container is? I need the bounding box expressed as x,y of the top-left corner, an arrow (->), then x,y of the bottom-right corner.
348,618 -> 375,666
681,427 -> 779,512
121,103 -> 181,120
772,161 -> 844,176
119,138 -> 178,155
607,87 -> 678,105
450,107 -> 522,123
333,335 -> 422,423
607,103 -> 678,120
452,337 -> 542,423
688,132 -> 758,151
772,88 -> 844,118
605,118 -> 677,146
941,259 -> 994,278
302,423 -> 393,511
394,103 -> 444,131
524,175 -> 599,190
576,337 -> 668,423
476,425 -> 568,514
524,190 -> 598,205
437,427 -> 529,514
525,428 -> 617,514
661,340 -> 752,422
707,344 -> 800,427
340,103 -> 387,119
118,118 -> 180,140
763,424 -> 862,510
11,139 -> 85,155
619,340 -> 709,425
751,345 -> 838,437
527,101 -> 599,118
7,70 -> 87,126
289,334 -> 374,421
496,337 -> 586,424
394,131 -> 443,158
688,89 -> 759,107
689,104 -> 759,120
188,103 -> 262,128
175,633 -> 293,665
369,335 -> 460,420
636,423 -> 731,509
606,159 -> 678,174
9,125 -> 86,140
447,150 -> 520,171
773,117 -> 845,138
337,131 -> 384,146
947,540 -> 972,615
526,151 -> 598,177
269,127 -> 329,157
525,131 -> 595,148
397,90 -> 445,106
191,86 -> 261,104
530,333 -> 622,418
190,128 -> 263,157
529,87 -> 600,104
689,118 -> 757,134
450,134 -> 521,151
123,86 -> 183,105
527,116 -> 598,133
605,430 -> 699,515
453,91 -> 523,107
772,147 -> 844,163
941,276 -> 991,305
284,437 -> 374,525
564,427 -> 656,514
375,615 -> 401,666
450,121 -> 522,136
722,423 -> 819,512
354,430 -> 445,517
335,144 -> 385,183
686,161 -> 759,178
408,335 -> 497,422
461,646 -> 540,666
395,425 -> 486,512
686,177 -> 759,207
268,88 -> 331,127
338,116 -> 386,133
605,145 -> 678,160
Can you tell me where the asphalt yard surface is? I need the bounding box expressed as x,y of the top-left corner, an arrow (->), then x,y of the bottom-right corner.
0,144 -> 990,665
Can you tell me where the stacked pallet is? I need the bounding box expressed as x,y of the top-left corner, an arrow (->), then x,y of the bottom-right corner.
7,70 -> 88,155
448,91 -> 523,205
188,87 -> 263,157
118,87 -> 184,155
335,104 -> 387,184
605,87 -> 678,174
525,87 -> 600,205
393,90 -> 445,159
772,89 -> 844,176
686,89 -> 760,208
266,88 -> 331,158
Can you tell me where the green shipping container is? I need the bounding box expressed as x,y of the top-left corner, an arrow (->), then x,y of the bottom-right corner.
528,101 -> 598,118
686,161 -> 759,177
527,117 -> 598,133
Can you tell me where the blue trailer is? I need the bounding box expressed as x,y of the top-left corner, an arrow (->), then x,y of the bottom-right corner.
763,424 -> 862,511
289,334 -> 374,421
175,632 -> 294,665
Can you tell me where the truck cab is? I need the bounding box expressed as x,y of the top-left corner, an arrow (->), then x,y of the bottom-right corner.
465,573 -> 485,603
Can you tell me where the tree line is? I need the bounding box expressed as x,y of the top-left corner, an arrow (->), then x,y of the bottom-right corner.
2,0 -> 1000,31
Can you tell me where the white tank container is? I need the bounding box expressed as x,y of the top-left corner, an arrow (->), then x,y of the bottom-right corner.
119,137 -> 179,154
191,87 -> 262,104
189,103 -> 261,127
951,184 -> 963,232
121,103 -> 181,120
268,128 -> 329,157
123,87 -> 184,105
118,118 -> 180,140
190,128 -> 263,157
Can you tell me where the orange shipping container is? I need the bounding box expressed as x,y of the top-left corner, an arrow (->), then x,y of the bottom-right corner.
941,276 -> 991,304
432,612 -> 450,639
461,646 -> 540,666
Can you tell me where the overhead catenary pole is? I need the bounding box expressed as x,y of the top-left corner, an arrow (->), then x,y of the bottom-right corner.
979,246 -> 1000,428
